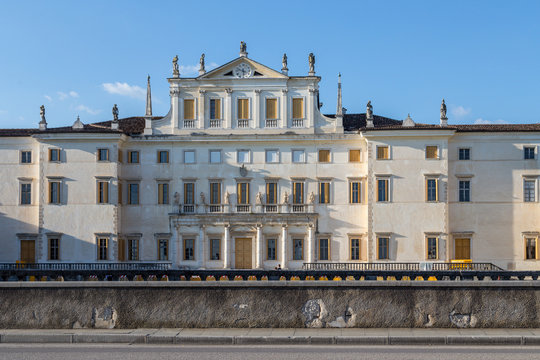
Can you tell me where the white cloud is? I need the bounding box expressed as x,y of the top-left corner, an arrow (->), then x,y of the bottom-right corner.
58,91 -> 69,100
101,82 -> 145,100
44,95 -> 52,102
76,104 -> 101,115
69,91 -> 79,98
451,105 -> 471,118
474,118 -> 508,125
57,91 -> 79,100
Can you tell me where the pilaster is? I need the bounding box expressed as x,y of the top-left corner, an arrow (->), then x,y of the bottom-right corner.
306,223 -> 315,263
280,225 -> 288,269
199,225 -> 206,269
198,90 -> 206,129
170,88 -> 180,131
254,90 -> 261,129
281,89 -> 288,129
223,224 -> 230,269
255,224 -> 263,268
225,88 -> 233,129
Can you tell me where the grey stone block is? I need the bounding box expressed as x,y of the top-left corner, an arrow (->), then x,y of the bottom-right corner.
446,336 -> 522,345
389,336 -> 446,345
73,334 -> 145,343
335,336 -> 388,345
146,335 -> 176,344
2,334 -> 72,343
522,336 -> 540,345
309,336 -> 335,344
176,336 -> 234,345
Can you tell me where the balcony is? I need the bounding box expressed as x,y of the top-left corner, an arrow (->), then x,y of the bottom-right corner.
209,119 -> 221,128
291,204 -> 306,213
238,119 -> 250,128
265,119 -> 278,128
236,205 -> 251,213
183,119 -> 196,129
292,119 -> 304,128
208,205 -> 222,213
265,205 -> 278,213
183,205 -> 195,214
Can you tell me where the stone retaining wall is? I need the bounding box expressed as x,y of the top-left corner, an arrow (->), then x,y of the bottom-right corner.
0,282 -> 539,329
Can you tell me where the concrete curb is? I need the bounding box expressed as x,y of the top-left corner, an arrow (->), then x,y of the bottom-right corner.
1,333 -> 540,345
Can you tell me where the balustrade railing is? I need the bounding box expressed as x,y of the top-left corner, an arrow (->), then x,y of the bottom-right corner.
183,119 -> 196,129
238,119 -> 250,128
265,119 -> 278,128
208,205 -> 222,213
1,262 -> 172,271
236,205 -> 251,213
302,262 -> 504,271
183,205 -> 195,213
292,119 -> 304,128
265,205 -> 278,213
292,204 -> 305,213
209,119 -> 221,128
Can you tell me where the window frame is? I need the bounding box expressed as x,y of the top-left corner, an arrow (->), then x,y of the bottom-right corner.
183,150 -> 196,164
237,97 -> 250,120
426,236 -> 439,260
48,236 -> 60,261
267,238 -> 277,260
425,178 -> 439,202
523,178 -> 536,202
350,238 -> 361,261
266,182 -> 278,204
183,182 -> 195,204
318,181 -> 330,204
157,182 -> 169,205
20,150 -> 32,164
97,237 -> 109,261
458,179 -> 471,202
349,180 -> 361,204
48,180 -> 62,204
349,149 -> 361,163
318,238 -> 330,261
209,98 -> 222,120
524,146 -> 535,160
425,145 -> 439,160
265,149 -> 279,164
376,178 -> 389,202
377,236 -> 390,260
292,97 -> 304,119
318,149 -> 331,163
237,182 -> 250,204
237,149 -> 251,164
292,181 -> 304,204
291,149 -> 306,164
292,238 -> 304,261
127,150 -> 140,164
184,238 -> 195,261
20,181 -> 32,205
376,146 -> 390,160
209,181 -> 221,205
458,148 -> 471,161
183,98 -> 196,120
127,237 -> 139,261
158,238 -> 169,261
128,183 -> 140,205
209,149 -> 222,164
97,148 -> 109,162
97,180 -> 110,204
157,150 -> 169,164
265,97 -> 278,120
49,148 -> 61,162
524,236 -> 538,260
210,238 -> 221,261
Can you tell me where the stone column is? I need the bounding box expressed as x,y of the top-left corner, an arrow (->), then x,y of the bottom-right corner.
223,224 -> 230,269
254,89 -> 261,129
199,225 -> 206,269
308,88 -> 317,129
255,224 -> 263,269
306,223 -> 315,263
225,88 -> 233,129
198,90 -> 206,129
170,88 -> 180,131
281,89 -> 288,128
280,225 -> 288,269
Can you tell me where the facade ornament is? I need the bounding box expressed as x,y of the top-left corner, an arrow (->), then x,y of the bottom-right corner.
199,53 -> 206,75
308,53 -> 315,75
281,88 -> 288,94
239,41 -> 248,57
39,105 -> 47,130
224,190 -> 230,205
309,192 -> 315,204
225,88 -> 233,94
173,192 -> 180,205
72,115 -> 84,130
366,100 -> 374,128
169,89 -> 180,96
239,164 -> 248,177
256,192 -> 263,205
254,89 -> 261,94
403,113 -> 415,127
200,192 -> 206,205
440,99 -> 448,126
112,104 -> 119,121
282,191 -> 289,205
281,53 -> 288,74
145,75 -> 152,117
199,89 -> 206,95
172,55 -> 180,77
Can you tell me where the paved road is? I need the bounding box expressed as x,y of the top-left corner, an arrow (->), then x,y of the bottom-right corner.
1,344 -> 540,360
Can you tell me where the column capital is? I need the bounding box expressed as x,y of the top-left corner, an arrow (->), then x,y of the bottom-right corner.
199,224 -> 206,230
256,223 -> 263,229
225,88 -> 233,94
224,223 -> 231,228
254,89 -> 261,94
281,224 -> 288,229
170,89 -> 180,96
281,88 -> 288,94
199,89 -> 206,95
308,223 -> 315,228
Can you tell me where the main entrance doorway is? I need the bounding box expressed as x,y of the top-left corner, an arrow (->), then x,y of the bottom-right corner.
235,237 -> 252,269
20,240 -> 35,263
454,238 -> 471,260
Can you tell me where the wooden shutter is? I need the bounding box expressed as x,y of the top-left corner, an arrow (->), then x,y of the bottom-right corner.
426,146 -> 438,159
349,150 -> 360,162
184,99 -> 195,119
118,183 -> 122,204
319,150 -> 330,162
292,98 -> 303,119
266,98 -> 277,119
238,99 -> 249,119
103,182 -> 109,203
214,99 -> 221,119
158,184 -> 164,204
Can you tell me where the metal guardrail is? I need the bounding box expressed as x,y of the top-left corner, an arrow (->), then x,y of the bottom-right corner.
302,262 -> 504,271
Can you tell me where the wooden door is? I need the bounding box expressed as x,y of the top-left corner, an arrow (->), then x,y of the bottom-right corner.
235,238 -> 252,269
454,238 -> 471,260
20,240 -> 35,263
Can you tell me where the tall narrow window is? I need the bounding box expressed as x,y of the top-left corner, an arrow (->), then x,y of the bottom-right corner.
376,146 -> 389,160
48,238 -> 59,260
266,183 -> 277,204
20,183 -> 31,205
158,183 -> 169,204
158,239 -> 169,261
49,181 -> 61,204
350,238 -> 360,260
293,239 -> 303,260
237,183 -> 249,204
128,183 -> 139,205
525,237 -> 537,260
184,239 -> 195,260
293,182 -> 304,204
377,179 -> 389,202
184,99 -> 195,119
349,181 -> 361,204
157,150 -> 169,164
127,238 -> 138,261
128,151 -> 139,163
97,237 -> 108,260
459,180 -> 470,202
266,98 -> 277,119
97,181 -> 109,204
349,149 -> 361,162
377,237 -> 389,260
97,148 -> 109,161
319,238 -> 329,261
426,146 -> 439,159
454,238 -> 471,260
524,179 -> 536,202
524,147 -> 535,160
267,239 -> 276,260
210,182 -> 221,204
318,150 -> 330,163
426,179 -> 438,202
210,239 -> 220,260
292,98 -> 304,119
49,148 -> 60,162
184,183 -> 195,204
21,151 -> 32,164
118,238 -> 126,261
238,98 -> 249,119
319,182 -> 330,204
210,98 -> 221,119
427,237 -> 438,260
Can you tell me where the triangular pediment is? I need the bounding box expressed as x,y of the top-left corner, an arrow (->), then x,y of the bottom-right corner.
198,57 -> 288,80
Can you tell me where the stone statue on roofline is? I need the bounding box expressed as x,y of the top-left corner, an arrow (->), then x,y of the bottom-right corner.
366,101 -> 373,119
173,192 -> 180,205
282,53 -> 288,70
112,104 -> 119,121
309,192 -> 315,204
40,105 -> 46,122
440,99 -> 447,119
199,53 -> 205,72
172,55 -> 179,76
240,41 -> 247,53
308,53 -> 315,74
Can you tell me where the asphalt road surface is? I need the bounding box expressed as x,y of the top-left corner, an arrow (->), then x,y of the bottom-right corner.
1,345 -> 540,360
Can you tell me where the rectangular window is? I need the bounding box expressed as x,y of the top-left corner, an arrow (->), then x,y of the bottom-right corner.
377,179 -> 389,202
237,182 -> 249,204
376,146 -> 389,160
49,181 -> 61,204
426,146 -> 439,159
184,99 -> 195,119
459,180 -> 470,202
525,237 -> 537,260
157,150 -> 169,164
293,182 -> 304,204
209,150 -> 221,164
267,239 -> 276,260
97,181 -> 109,204
292,149 -> 305,163
48,238 -> 59,261
184,183 -> 195,204
237,150 -> 250,163
128,151 -> 139,164
127,238 -> 138,261
293,239 -> 303,260
427,237 -> 438,260
128,183 -> 139,205
49,148 -> 60,162
426,179 -> 438,202
210,98 -> 221,120
454,238 -> 471,260
158,183 -> 169,204
265,98 -> 278,119
158,239 -> 169,261
349,181 -> 361,204
292,98 -> 304,119
377,237 -> 389,260
97,148 -> 109,161
524,180 -> 536,202
238,98 -> 249,119
350,238 -> 360,260
318,149 -> 330,163
458,148 -> 470,160
118,182 -> 123,205
265,149 -> 279,163
118,149 -> 123,163
319,182 -> 330,204
184,150 -> 196,164
524,147 -> 535,160
210,182 -> 221,204
184,239 -> 195,260
349,149 -> 361,162
319,238 -> 329,261
21,151 -> 32,164
210,239 -> 220,260
20,183 -> 31,205
97,237 -> 108,260
266,183 -> 277,204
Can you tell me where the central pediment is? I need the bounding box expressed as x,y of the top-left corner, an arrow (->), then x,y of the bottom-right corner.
198,57 -> 288,80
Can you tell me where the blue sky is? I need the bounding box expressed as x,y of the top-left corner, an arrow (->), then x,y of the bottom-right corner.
0,0 -> 539,129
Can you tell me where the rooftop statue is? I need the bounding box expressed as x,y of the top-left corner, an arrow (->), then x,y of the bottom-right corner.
172,55 -> 179,76
366,101 -> 373,119
440,99 -> 447,119
40,105 -> 46,122
199,53 -> 205,72
308,53 -> 315,73
282,53 -> 288,70
112,104 -> 119,121
240,41 -> 247,53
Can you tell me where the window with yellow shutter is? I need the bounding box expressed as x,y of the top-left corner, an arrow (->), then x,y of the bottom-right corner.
183,99 -> 195,120
349,149 -> 361,162
349,181 -> 361,203
319,182 -> 330,204
266,98 -> 277,119
237,183 -> 249,204
238,99 -> 249,119
318,150 -> 330,163
376,146 -> 389,160
426,146 -> 439,159
210,98 -> 221,119
292,98 -> 304,119
158,183 -> 169,204
97,181 -> 109,204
